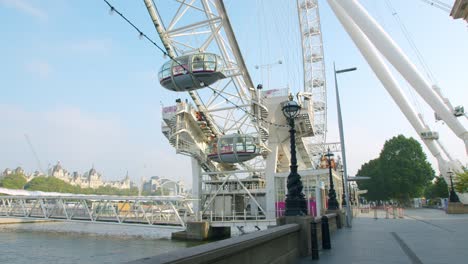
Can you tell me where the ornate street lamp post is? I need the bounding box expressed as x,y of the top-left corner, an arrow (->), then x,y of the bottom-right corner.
448,170 -> 460,203
325,148 -> 340,210
282,96 -> 307,216
340,169 -> 347,207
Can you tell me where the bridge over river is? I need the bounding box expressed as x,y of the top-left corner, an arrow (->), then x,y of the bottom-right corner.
0,193 -> 192,228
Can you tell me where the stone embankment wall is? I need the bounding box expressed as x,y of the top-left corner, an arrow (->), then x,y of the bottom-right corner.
128,224 -> 301,264
129,212 -> 343,264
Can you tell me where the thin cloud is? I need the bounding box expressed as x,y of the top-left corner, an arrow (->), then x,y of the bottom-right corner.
1,0 -> 48,20
0,105 -> 191,183
0,105 -> 127,179
25,61 -> 53,78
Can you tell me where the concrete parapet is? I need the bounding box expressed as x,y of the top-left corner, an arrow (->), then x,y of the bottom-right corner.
447,202 -> 468,214
277,213 -> 338,256
283,216 -> 314,257
129,224 -> 301,264
326,210 -> 344,229
324,213 -> 338,233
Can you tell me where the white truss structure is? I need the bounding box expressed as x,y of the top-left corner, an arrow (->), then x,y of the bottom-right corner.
145,0 -> 274,220
297,0 -> 329,161
146,0 -> 268,143
141,0 -> 467,224
0,195 -> 191,227
145,0 -> 323,222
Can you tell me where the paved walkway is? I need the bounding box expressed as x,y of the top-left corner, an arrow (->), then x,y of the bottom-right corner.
299,208 -> 468,264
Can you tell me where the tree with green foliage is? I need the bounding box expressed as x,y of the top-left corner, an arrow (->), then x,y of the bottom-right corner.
25,176 -> 80,193
379,135 -> 434,202
357,135 -> 435,204
454,170 -> 468,193
24,176 -> 140,196
0,173 -> 27,189
424,177 -> 448,199
356,158 -> 389,201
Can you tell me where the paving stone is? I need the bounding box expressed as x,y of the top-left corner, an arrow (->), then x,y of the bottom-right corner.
298,208 -> 468,264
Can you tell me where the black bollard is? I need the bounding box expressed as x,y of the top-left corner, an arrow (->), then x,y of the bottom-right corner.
310,221 -> 319,260
321,215 -> 331,250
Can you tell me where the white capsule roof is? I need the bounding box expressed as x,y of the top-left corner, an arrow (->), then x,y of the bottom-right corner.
159,53 -> 226,92
207,134 -> 260,164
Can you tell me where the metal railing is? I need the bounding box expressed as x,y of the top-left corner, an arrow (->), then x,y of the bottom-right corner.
0,195 -> 190,227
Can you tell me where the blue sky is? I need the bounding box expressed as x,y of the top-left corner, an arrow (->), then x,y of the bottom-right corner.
0,0 -> 466,187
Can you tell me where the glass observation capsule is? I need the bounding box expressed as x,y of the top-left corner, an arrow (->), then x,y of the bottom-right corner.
207,134 -> 260,164
158,53 -> 226,92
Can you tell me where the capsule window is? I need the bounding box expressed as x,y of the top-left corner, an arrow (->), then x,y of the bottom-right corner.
173,65 -> 184,75
205,54 -> 216,62
220,138 -> 234,153
245,137 -> 256,152
204,62 -> 216,71
161,69 -> 171,79
192,54 -> 204,72
159,61 -> 172,80
173,56 -> 189,75
235,140 -> 245,152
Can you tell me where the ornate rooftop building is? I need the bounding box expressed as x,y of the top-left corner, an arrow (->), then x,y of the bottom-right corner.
44,162 -> 132,190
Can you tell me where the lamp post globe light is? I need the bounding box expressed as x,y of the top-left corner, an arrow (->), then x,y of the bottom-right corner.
282,95 -> 307,216
325,148 -> 340,210
448,170 -> 460,203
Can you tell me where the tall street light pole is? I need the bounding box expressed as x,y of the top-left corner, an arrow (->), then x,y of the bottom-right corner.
334,62 -> 357,227
325,148 -> 339,210
282,95 -> 307,216
341,169 -> 347,206
448,170 -> 460,203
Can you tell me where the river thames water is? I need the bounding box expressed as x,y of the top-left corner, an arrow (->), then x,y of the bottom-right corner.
0,221 -> 202,264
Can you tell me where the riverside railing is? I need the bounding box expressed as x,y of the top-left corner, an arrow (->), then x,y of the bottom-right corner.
0,194 -> 190,227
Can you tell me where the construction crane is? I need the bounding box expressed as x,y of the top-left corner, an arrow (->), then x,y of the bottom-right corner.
24,134 -> 45,174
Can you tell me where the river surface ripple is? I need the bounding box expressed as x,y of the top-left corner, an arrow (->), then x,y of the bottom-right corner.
0,221 -> 201,264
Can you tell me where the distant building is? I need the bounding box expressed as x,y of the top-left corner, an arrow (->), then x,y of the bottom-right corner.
2,162 -> 134,190
2,168 -> 12,177
103,171 -> 131,189
14,167 -> 25,175
143,176 -> 161,193
142,176 -> 185,195
25,170 -> 44,182
84,166 -> 103,189
51,162 -> 69,182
